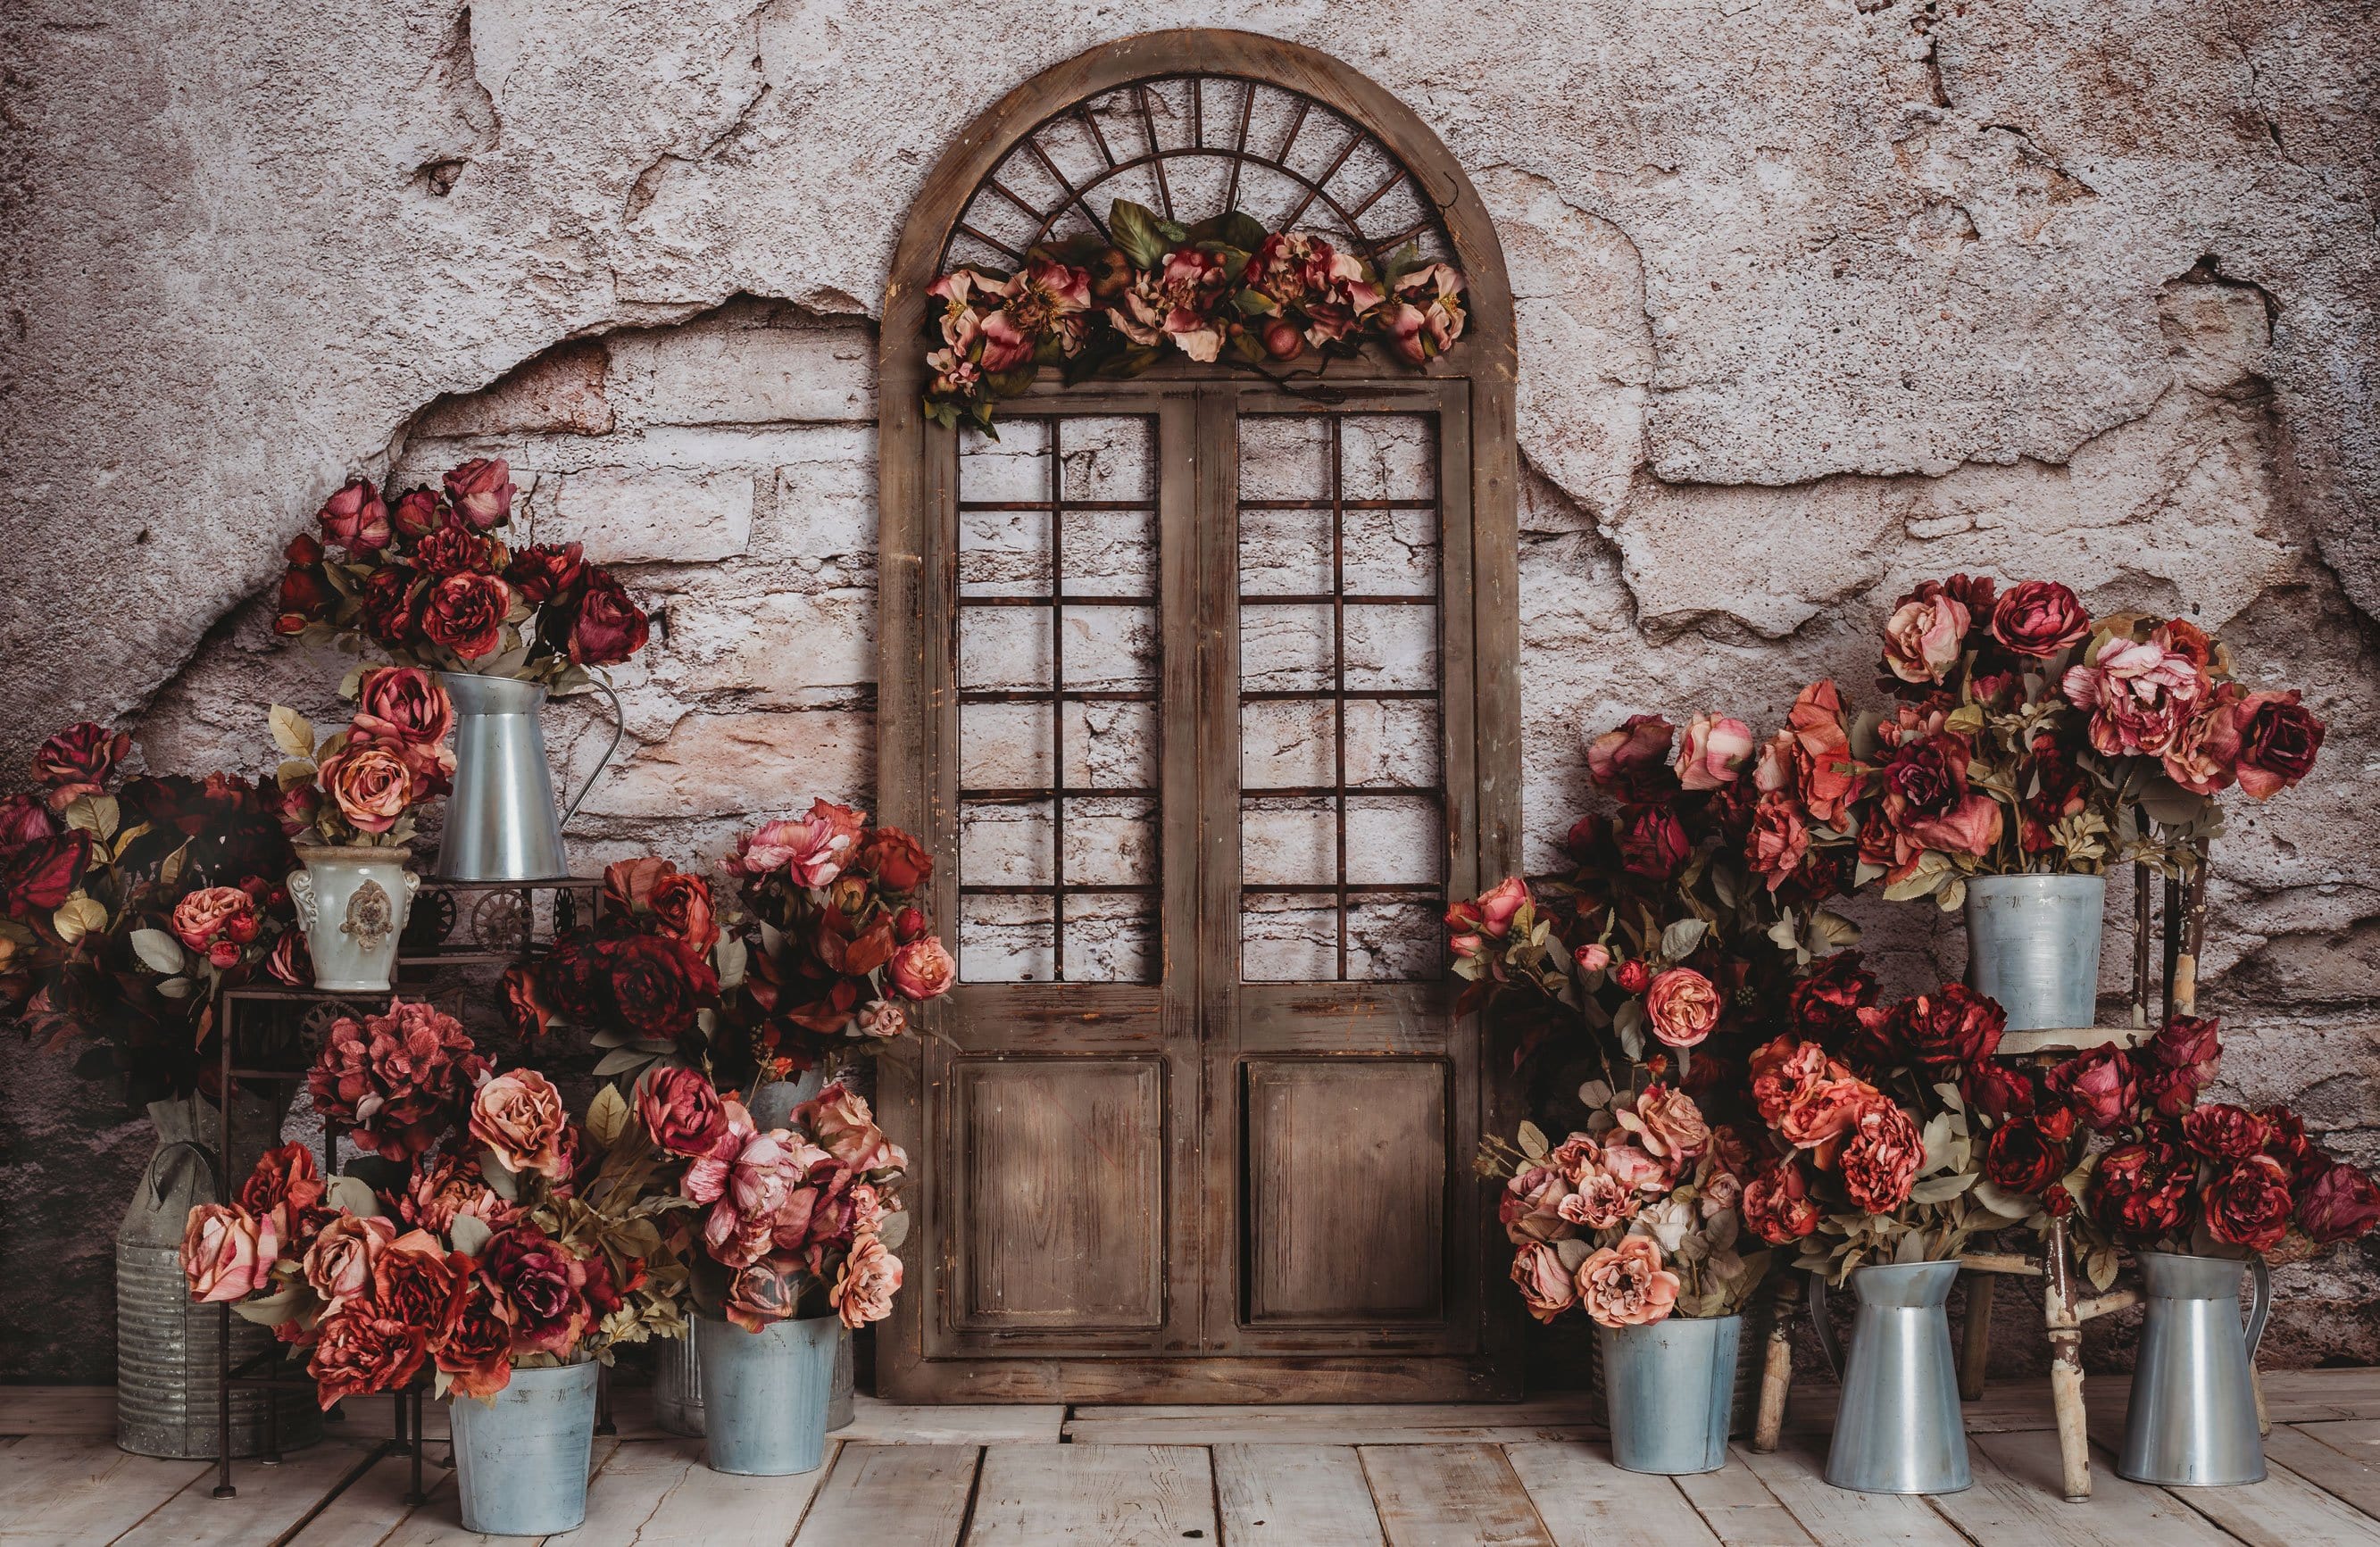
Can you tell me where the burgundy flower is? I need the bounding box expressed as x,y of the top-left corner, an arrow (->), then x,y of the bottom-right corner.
567,569 -> 649,667
2182,1103 -> 2268,1160
504,542 -> 585,605
1616,803 -> 1689,881
390,487 -> 444,539
1875,732 -> 2001,869
0,832 -> 90,917
307,1312 -> 428,1410
316,478 -> 390,554
443,458 -> 515,531
1742,1160 -> 1820,1244
433,1279 -> 513,1400
2297,1160 -> 2380,1246
2203,1154 -> 2295,1252
1989,579 -> 2090,658
370,1231 -> 470,1343
306,1000 -> 487,1160
2046,1044 -> 2137,1133
859,828 -> 933,893
637,1066 -> 732,1160
413,523 -> 495,577
1585,715 -> 1678,801
352,667 -> 454,748
420,573 -> 512,660
2087,1139 -> 2194,1239
2231,690 -> 2325,802
0,794 -> 59,848
476,1226 -> 594,1357
357,567 -> 426,647
277,564 -> 337,635
2261,1106 -> 2319,1182
1786,952 -> 1877,1048
1964,1061 -> 2037,1124
1983,1106 -> 2077,1195
606,934 -> 715,1038
1868,983 -> 2006,1071
32,723 -> 129,793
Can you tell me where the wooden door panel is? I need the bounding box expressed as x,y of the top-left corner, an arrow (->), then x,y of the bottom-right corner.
1243,1059 -> 1448,1324
949,1055 -> 1169,1333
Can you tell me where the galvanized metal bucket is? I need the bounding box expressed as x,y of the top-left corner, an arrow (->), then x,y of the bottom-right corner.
2118,1250 -> 2271,1486
433,671 -> 621,883
117,1095 -> 323,1460
451,1360 -> 600,1535
653,1320 -> 854,1438
1601,1315 -> 1740,1475
1812,1260 -> 1970,1494
695,1312 -> 839,1476
289,845 -> 420,993
1585,1277 -> 1773,1437
1963,873 -> 2106,1031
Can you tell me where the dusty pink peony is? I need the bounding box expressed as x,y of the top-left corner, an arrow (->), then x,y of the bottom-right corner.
1644,967 -> 1722,1049
1577,1235 -> 1681,1327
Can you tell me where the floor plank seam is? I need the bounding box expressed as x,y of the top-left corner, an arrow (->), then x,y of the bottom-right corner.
951,1442 -> 991,1545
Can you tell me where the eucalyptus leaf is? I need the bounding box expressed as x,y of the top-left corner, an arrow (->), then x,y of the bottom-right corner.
875,1210 -> 911,1252
1659,918 -> 1710,961
594,1046 -> 659,1077
325,1175 -> 384,1219
448,1213 -> 495,1258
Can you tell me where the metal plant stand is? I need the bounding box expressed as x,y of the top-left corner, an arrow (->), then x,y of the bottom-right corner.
1752,843 -> 2218,1502
204,877 -> 602,1501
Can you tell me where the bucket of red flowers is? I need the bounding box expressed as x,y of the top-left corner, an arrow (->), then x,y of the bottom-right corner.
634,1068 -> 908,1476
1979,1017 -> 2380,1487
181,1000 -> 689,1535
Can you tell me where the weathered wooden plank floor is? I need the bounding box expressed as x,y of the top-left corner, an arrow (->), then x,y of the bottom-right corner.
6,1372 -> 2380,1545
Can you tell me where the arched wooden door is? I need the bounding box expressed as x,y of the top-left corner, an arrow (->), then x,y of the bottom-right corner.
877,30 -> 1521,1401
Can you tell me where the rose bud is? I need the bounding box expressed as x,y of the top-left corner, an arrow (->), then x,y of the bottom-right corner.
894,906 -> 928,943
443,458 -> 515,530
2044,1044 -> 2137,1132
1262,319 -> 1303,360
316,477 -> 390,554
390,487 -> 444,538
567,570 -> 650,667
276,566 -> 337,634
1615,959 -> 1652,994
284,533 -> 324,567
1574,943 -> 1612,974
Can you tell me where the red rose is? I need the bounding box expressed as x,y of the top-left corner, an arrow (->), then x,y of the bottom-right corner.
637,1067 -> 732,1160
307,1000 -> 487,1161
567,569 -> 649,667
1742,1160 -> 1821,1244
433,1279 -> 514,1400
33,722 -> 129,792
1876,733 -> 2001,869
1616,803 -> 1689,880
478,1226 -> 595,1357
277,564 -> 337,634
2231,690 -> 2325,801
0,832 -> 90,917
859,828 -> 933,893
413,523 -> 495,577
1585,715 -> 1678,801
2045,1044 -> 2137,1132
2297,1160 -> 2380,1246
1983,1107 -> 2077,1195
2262,1105 -> 2319,1181
2182,1103 -> 2268,1160
357,567 -> 426,647
1839,1097 -> 1924,1213
235,1144 -> 326,1238
1787,952 -> 1877,1046
390,487 -> 443,538
443,458 -> 515,530
607,934 -> 715,1037
420,573 -> 512,659
1614,958 -> 1652,994
352,667 -> 454,748
2087,1140 -> 2194,1239
286,533 -> 323,567
316,478 -> 390,554
370,1230 -> 470,1343
1877,984 -> 2006,1070
504,542 -> 585,604
1989,579 -> 2090,658
894,905 -> 928,942
307,1312 -> 429,1410
2204,1154 -> 2295,1252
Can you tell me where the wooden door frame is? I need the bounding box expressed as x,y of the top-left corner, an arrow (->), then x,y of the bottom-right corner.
877,28 -> 1522,1402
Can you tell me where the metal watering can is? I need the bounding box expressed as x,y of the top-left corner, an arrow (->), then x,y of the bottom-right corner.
1810,1260 -> 1971,1494
2118,1250 -> 2272,1486
434,672 -> 623,882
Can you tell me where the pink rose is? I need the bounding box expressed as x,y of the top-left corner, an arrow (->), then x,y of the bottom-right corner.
637,1066 -> 731,1160
171,886 -> 255,952
1577,1235 -> 1681,1327
442,458 -> 515,531
829,1234 -> 903,1328
1619,1084 -> 1710,1165
1499,1165 -> 1577,1243
1786,680 -> 1859,825
469,1069 -> 571,1179
1510,1241 -> 1577,1324
795,1084 -> 908,1175
1674,712 -> 1754,790
1585,714 -> 1677,800
730,801 -> 864,886
316,478 -> 390,554
1882,586 -> 1970,684
888,937 -> 956,1001
1556,1168 -> 1639,1231
1990,580 -> 2091,658
352,667 -> 455,748
1644,967 -> 1721,1049
1573,943 -> 1612,974
1599,1143 -> 1673,1194
2163,683 -> 2243,796
1838,1096 -> 1923,1213
304,1214 -> 396,1313
1746,794 -> 1811,894
316,740 -> 417,834
180,1203 -> 277,1304
2062,637 -> 2206,757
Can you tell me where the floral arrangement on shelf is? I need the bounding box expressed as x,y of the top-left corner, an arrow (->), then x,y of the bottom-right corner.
716,801 -> 954,1089
1838,575 -> 2327,907
635,1068 -> 907,1331
503,857 -> 731,1080
1482,1075 -> 1768,1327
923,198 -> 1466,432
267,668 -> 457,850
273,458 -> 652,690
1740,980 -> 2027,1281
2,724 -> 306,1101
1968,1017 -> 2380,1289
183,1001 -> 691,1407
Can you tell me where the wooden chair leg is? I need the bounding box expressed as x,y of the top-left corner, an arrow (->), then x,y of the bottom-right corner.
1960,1271 -> 1994,1401
1753,1274 -> 1801,1453
2251,1359 -> 2271,1437
2044,1218 -> 2092,1501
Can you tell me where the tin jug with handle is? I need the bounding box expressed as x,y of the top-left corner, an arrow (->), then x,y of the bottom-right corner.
2118,1250 -> 2271,1486
434,672 -> 623,882
1810,1260 -> 1971,1494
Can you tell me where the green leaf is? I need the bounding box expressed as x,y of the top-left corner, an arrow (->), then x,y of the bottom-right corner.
1107,199 -> 1171,269
875,1210 -> 911,1252
154,976 -> 196,999
325,1175 -> 383,1219
1612,998 -> 1646,1061
269,705 -> 317,761
478,1156 -> 521,1202
448,1213 -> 495,1258
1658,918 -> 1710,961
130,928 -> 187,976
1906,1172 -> 1977,1205
52,894 -> 108,944
594,1046 -> 659,1077
230,1287 -> 302,1327
714,935 -> 748,992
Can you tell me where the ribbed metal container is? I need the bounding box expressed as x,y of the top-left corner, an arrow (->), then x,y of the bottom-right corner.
1585,1282 -> 1773,1437
116,1245 -> 325,1459
653,1322 -> 853,1436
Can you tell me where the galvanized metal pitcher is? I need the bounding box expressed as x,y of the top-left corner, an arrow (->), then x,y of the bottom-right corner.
2118,1250 -> 2272,1486
1810,1260 -> 1970,1494
1963,873 -> 2107,1031
434,672 -> 622,882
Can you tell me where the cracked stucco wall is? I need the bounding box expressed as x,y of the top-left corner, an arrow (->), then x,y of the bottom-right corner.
4,0 -> 2377,1381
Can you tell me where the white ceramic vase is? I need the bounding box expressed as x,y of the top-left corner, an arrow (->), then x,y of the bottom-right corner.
289,844 -> 420,993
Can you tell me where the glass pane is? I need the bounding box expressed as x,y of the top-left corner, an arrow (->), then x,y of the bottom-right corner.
1062,509 -> 1157,598
1344,699 -> 1438,789
1347,899 -> 1444,981
1061,604 -> 1159,692
1344,795 -> 1440,887
1061,796 -> 1158,888
1240,603 -> 1333,693
960,505 -> 1053,596
1058,416 -> 1157,503
1238,416 -> 1330,503
1241,897 -> 1338,983
1242,796 -> 1334,887
960,802 -> 1053,887
1238,503 -> 1333,596
1065,898 -> 1158,983
1341,505 -> 1438,597
1338,413 -> 1435,503
959,420 -> 1049,500
960,894 -> 1055,983
961,701 -> 1052,790
1342,603 -> 1436,694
